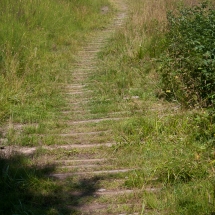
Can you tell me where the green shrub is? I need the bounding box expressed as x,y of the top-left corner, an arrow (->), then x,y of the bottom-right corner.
159,2 -> 215,108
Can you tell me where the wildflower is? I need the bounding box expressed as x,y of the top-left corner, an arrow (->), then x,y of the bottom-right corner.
166,90 -> 171,93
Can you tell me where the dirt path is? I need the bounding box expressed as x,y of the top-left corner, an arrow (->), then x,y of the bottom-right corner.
46,1 -> 142,214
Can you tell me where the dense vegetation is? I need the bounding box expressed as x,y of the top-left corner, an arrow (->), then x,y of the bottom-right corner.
92,0 -> 215,214
0,0 -> 111,123
0,0 -> 111,214
1,0 -> 215,214
160,1 -> 215,108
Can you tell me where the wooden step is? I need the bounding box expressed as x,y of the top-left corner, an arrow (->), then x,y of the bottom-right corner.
50,169 -> 135,179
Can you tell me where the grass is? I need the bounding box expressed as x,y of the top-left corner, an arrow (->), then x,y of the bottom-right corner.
0,0 -> 112,124
0,0 -> 114,214
0,153 -> 107,215
2,0 -> 215,214
0,0 -> 113,146
87,0 -> 215,214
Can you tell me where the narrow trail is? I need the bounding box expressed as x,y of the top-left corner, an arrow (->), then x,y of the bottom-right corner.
1,1 -> 145,214
47,1 -> 142,214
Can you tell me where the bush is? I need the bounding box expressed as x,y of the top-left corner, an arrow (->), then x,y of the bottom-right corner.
159,2 -> 215,108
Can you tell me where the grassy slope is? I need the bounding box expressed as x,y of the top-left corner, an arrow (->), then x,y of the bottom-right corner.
0,0 -> 113,214
0,0 -> 112,124
0,0 -> 113,146
1,0 -> 215,214
90,0 -> 215,214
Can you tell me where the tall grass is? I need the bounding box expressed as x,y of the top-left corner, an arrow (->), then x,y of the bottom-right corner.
0,0 -> 112,213
0,0 -> 112,124
92,0 -> 215,214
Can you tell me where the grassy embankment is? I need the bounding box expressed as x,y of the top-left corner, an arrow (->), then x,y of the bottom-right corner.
90,0 -> 215,214
1,0 -> 215,214
0,0 -> 112,214
0,0 -> 113,146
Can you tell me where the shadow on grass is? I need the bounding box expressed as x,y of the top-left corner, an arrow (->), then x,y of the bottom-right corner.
0,152 -> 101,215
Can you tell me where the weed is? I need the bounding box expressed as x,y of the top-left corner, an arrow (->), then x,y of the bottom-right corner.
159,1 -> 215,107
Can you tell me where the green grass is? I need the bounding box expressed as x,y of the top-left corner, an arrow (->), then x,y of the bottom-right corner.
0,153 -> 108,215
2,0 -> 215,214
0,0 -> 113,124
86,0 -> 215,214
0,0 -> 113,146
0,0 -> 113,214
